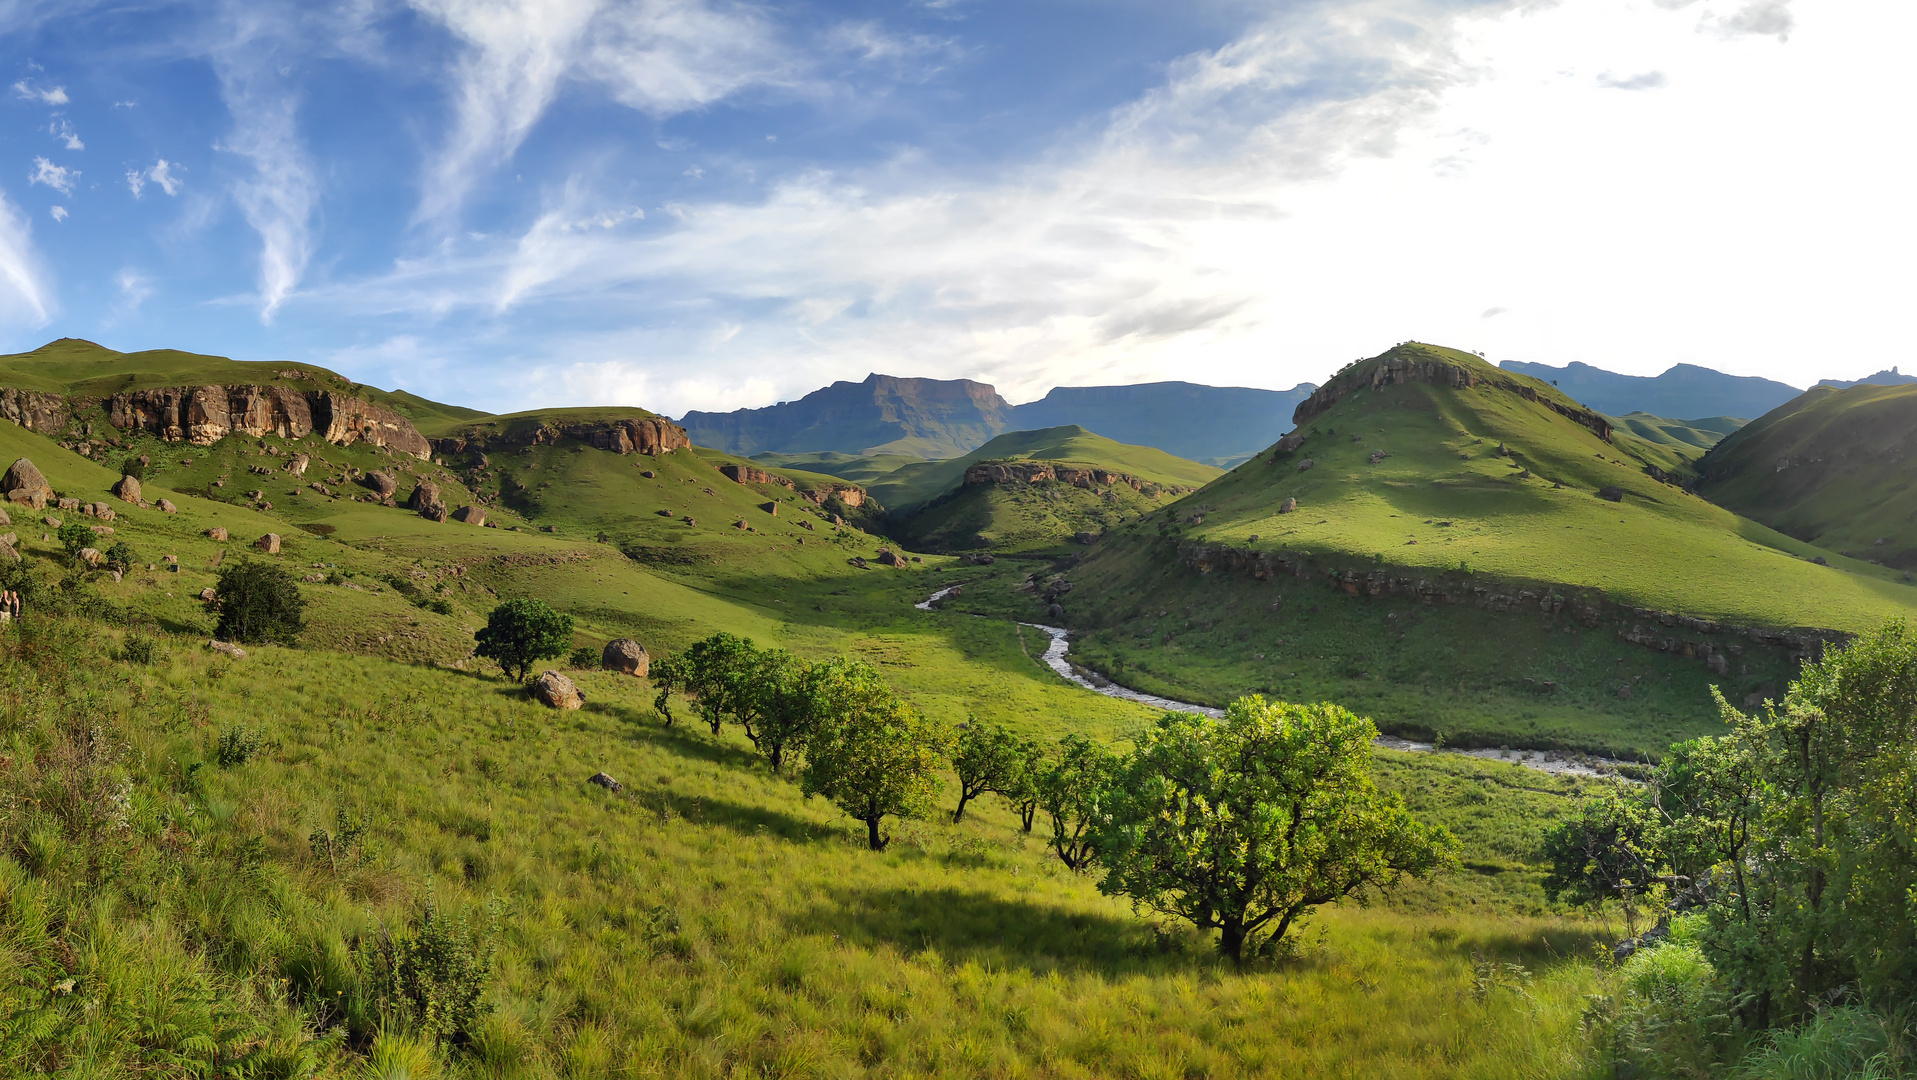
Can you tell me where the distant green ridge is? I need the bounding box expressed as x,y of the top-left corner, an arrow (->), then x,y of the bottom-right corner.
866,425 -> 1222,513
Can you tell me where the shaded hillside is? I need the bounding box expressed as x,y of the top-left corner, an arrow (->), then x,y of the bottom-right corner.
680,374 -> 1009,459
866,425 -> 1221,513
1605,413 -> 1745,482
1500,358 -> 1798,420
1696,382 -> 1917,567
1006,381 -> 1317,467
1017,344 -> 1917,757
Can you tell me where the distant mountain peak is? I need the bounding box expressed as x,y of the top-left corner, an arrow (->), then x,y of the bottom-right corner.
1498,358 -> 1800,421
1816,367 -> 1917,389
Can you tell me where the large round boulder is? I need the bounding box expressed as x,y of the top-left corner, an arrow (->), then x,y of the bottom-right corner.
3,458 -> 51,509
113,474 -> 142,505
531,670 -> 584,709
408,481 -> 447,520
601,639 -> 648,677
254,533 -> 281,554
365,470 -> 399,499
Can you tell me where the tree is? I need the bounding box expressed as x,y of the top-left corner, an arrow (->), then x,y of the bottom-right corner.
799,658 -> 949,850
949,719 -> 1024,823
1038,734 -> 1117,872
103,541 -> 139,575
1000,737 -> 1046,832
56,521 -> 93,561
650,653 -> 686,727
213,560 -> 308,645
738,648 -> 815,772
1542,789 -> 1666,936
1097,697 -> 1456,961
671,632 -> 758,736
472,599 -> 573,682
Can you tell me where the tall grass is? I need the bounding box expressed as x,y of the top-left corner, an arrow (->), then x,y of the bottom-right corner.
0,613 -> 1615,1077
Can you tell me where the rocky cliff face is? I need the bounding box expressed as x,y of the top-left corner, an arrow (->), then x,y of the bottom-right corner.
92,385 -> 434,458
719,462 -> 867,508
436,416 -> 689,457
1293,351 -> 1614,443
0,389 -> 69,434
963,461 -> 1185,497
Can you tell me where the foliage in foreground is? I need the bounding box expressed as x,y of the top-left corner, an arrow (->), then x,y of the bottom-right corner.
213,559 -> 308,645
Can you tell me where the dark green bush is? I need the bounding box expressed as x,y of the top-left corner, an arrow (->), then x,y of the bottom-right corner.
103,540 -> 138,575
213,560 -> 307,645
568,645 -> 597,668
56,521 -> 93,560
119,632 -> 162,665
119,455 -> 147,481
362,899 -> 499,1046
216,726 -> 264,767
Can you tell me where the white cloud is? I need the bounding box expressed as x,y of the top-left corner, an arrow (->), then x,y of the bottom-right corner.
0,191 -> 52,325
11,79 -> 66,104
408,0 -> 803,226
126,158 -> 184,199
116,268 -> 153,311
27,156 -> 76,195
317,0 -> 1917,411
48,205 -> 65,222
212,11 -> 318,321
49,119 -> 82,149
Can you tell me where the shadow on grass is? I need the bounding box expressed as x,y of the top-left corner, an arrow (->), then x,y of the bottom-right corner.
604,707 -> 769,770
787,885 -> 1190,975
638,787 -> 838,843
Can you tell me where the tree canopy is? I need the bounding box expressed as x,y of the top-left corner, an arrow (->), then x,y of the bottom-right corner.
472,599 -> 573,682
213,560 -> 308,646
799,658 -> 950,851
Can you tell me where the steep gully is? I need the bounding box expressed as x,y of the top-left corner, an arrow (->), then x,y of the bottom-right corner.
916,584 -> 1626,778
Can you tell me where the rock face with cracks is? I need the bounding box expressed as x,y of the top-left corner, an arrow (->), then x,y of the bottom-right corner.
102,385 -> 432,458
3,458 -> 52,509
531,670 -> 584,710
601,639 -> 649,677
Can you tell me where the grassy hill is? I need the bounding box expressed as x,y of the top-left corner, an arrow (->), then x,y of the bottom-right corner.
1696,382 -> 1917,568
0,337 -> 488,430
867,425 -> 1221,513
1004,381 -> 1318,468
1023,344 -> 1917,757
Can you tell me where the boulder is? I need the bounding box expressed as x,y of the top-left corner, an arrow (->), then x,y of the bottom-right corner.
1279,497 -> 1298,514
43,515 -> 61,528
365,470 -> 398,499
1368,450 -> 1387,464
157,498 -> 177,514
200,587 -> 218,602
78,547 -> 104,568
0,542 -> 17,563
90,504 -> 115,522
964,552 -> 996,565
1617,684 -> 1633,700
1273,431 -> 1305,455
450,505 -> 486,526
1074,531 -> 1098,545
113,474 -> 142,504
761,501 -> 778,516
1297,458 -> 1315,473
3,457 -> 51,509
1707,653 -> 1730,676
587,771 -> 623,793
206,526 -> 228,541
408,480 -> 446,519
601,638 -> 649,677
288,453 -> 309,476
207,640 -> 247,660
530,670 -> 584,710
1598,485 -> 1624,502
255,533 -> 281,554
0,507 -> 9,527
875,548 -> 904,567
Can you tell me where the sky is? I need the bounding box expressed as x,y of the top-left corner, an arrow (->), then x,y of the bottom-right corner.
0,0 -> 1908,417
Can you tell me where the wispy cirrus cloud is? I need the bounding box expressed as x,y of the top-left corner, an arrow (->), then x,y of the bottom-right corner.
0,190 -> 52,325
11,78 -> 65,104
210,8 -> 318,321
126,158 -> 184,198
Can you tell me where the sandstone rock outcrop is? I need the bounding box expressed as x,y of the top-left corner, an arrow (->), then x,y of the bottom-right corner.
207,640 -> 247,660
0,389 -> 68,434
601,639 -> 649,677
157,499 -> 177,514
78,547 -> 103,567
365,471 -> 398,499
435,416 -> 689,459
450,505 -> 486,526
3,458 -> 52,509
962,461 -> 1178,497
103,385 -> 431,457
205,527 -> 228,541
531,670 -> 583,709
408,481 -> 446,520
720,463 -> 787,487
254,533 -> 281,554
113,475 -> 142,504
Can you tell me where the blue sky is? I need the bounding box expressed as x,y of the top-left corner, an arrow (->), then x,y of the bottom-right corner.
0,0 -> 1907,417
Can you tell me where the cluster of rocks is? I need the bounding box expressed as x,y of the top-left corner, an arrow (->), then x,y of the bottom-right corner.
99,384 -> 432,457
719,462 -> 868,508
525,639 -> 650,711
436,416 -> 689,460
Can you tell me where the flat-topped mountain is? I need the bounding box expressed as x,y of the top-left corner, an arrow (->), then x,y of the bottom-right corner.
1004,381 -> 1317,467
681,374 -> 1010,459
1498,358 -> 1799,421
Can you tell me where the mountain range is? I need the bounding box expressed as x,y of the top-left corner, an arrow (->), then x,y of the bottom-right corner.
1497,359 -> 1801,421
681,374 -> 1316,467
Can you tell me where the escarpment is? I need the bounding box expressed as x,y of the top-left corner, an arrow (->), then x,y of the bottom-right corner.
0,384 -> 433,458
436,416 -> 690,458
718,463 -> 868,508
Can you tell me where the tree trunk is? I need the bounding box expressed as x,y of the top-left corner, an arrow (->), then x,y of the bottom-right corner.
1219,919 -> 1247,962
768,744 -> 783,773
952,790 -> 973,824
866,815 -> 888,851
1020,803 -> 1035,833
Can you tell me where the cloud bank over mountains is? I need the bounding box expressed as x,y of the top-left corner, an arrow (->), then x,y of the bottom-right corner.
0,0 -> 1903,415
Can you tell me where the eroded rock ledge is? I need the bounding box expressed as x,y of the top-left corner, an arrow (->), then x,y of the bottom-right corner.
1,385 -> 432,458
435,416 -> 689,457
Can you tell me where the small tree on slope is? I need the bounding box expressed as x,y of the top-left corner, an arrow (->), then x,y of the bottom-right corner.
213,560 -> 307,646
950,719 -> 1024,823
799,658 -> 950,851
1096,697 -> 1457,962
473,599 -> 573,682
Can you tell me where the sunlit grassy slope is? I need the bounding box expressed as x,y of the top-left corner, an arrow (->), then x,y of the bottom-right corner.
0,337 -> 487,429
867,425 -> 1222,512
1697,382 -> 1917,569
1134,344 -> 1915,632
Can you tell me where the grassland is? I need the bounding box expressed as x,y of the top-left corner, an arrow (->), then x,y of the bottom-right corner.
1696,382 -> 1917,568
862,426 -> 1222,513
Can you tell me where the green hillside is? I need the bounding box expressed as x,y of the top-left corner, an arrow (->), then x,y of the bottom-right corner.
866,425 -> 1222,512
1696,382 -> 1917,568
1020,344 -> 1917,757
748,449 -> 922,486
0,337 -> 487,429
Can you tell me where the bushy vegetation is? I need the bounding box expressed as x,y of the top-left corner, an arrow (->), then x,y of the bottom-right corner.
472,598 -> 572,681
1551,621 -> 1917,1077
213,559 -> 309,645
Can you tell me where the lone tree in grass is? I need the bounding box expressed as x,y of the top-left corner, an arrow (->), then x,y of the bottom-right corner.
738,647 -> 814,772
473,599 -> 574,682
1039,734 -> 1118,872
1541,789 -> 1667,937
799,658 -> 950,851
1096,697 -> 1458,962
213,560 -> 308,645
950,719 -> 1025,823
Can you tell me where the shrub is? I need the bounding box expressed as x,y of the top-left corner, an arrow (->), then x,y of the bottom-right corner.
118,455 -> 146,481
56,520 -> 93,560
103,540 -> 138,575
213,560 -> 307,645
473,599 -> 573,682
309,802 -> 371,872
216,726 -> 264,767
118,632 -> 162,665
567,645 -> 597,668
362,898 -> 500,1046
425,597 -> 454,616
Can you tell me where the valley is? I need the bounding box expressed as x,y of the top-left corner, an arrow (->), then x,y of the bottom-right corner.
0,337 -> 1908,1079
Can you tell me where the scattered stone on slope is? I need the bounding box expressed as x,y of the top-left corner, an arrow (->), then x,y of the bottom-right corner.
207,640 -> 246,659
255,533 -> 281,553
113,475 -> 142,504
875,549 -> 904,567
1598,485 -> 1624,502
78,548 -> 104,567
3,458 -> 52,509
205,527 -> 228,541
1279,497 -> 1298,514
288,453 -> 309,476
587,772 -> 623,793
601,639 -> 649,677
366,470 -> 398,499
1617,684 -> 1633,700
157,498 -> 177,513
408,481 -> 446,520
450,505 -> 486,526
531,670 -> 584,709
1297,458 -> 1315,473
